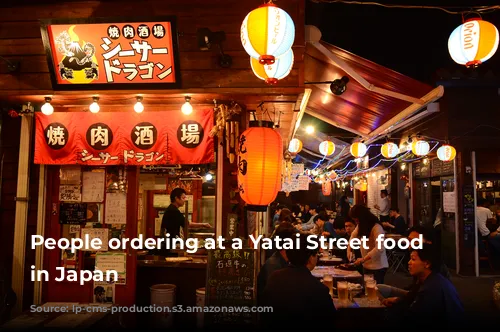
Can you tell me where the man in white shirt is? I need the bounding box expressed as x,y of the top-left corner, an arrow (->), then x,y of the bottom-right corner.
477,198 -> 500,255
375,190 -> 390,223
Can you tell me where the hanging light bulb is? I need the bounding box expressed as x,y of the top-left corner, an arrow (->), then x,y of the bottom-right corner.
305,125 -> 314,134
401,163 -> 407,171
134,96 -> 144,113
89,96 -> 100,113
181,96 -> 193,115
41,97 -> 54,115
205,173 -> 213,181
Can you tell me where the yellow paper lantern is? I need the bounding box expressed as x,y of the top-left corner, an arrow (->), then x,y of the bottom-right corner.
437,145 -> 456,162
328,171 -> 337,181
288,138 -> 302,154
319,140 -> 335,156
250,48 -> 294,84
237,121 -> 283,211
240,3 -> 295,65
350,142 -> 367,158
448,19 -> 499,67
411,140 -> 430,156
381,142 -> 400,158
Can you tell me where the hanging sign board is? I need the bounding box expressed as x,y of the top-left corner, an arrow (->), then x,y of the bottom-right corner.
40,17 -> 181,90
34,110 -> 214,165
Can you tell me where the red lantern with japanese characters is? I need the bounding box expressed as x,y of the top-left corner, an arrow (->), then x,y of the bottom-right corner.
237,121 -> 283,211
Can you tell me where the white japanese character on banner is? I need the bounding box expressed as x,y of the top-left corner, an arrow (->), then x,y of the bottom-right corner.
153,24 -> 165,38
134,126 -> 154,146
124,150 -> 135,163
108,26 -> 120,39
137,25 -> 150,38
47,126 -> 66,146
131,40 -> 152,62
90,126 -> 109,147
123,25 -> 135,38
81,150 -> 93,162
180,124 -> 200,145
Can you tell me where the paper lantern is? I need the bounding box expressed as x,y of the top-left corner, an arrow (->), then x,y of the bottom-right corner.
322,181 -> 332,196
381,142 -> 400,159
437,145 -> 456,162
237,121 -> 283,211
350,142 -> 367,158
359,182 -> 367,192
411,140 -> 430,156
288,138 -> 302,154
241,3 -> 295,65
448,19 -> 499,67
251,48 -> 294,84
328,171 -> 337,180
319,140 -> 335,156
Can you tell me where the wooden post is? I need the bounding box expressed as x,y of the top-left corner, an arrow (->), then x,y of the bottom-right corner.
11,113 -> 33,315
33,165 -> 47,305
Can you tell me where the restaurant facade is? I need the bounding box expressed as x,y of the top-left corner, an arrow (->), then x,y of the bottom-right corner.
0,0 -> 307,326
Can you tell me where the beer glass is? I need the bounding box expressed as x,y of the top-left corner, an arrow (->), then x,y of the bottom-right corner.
337,281 -> 349,302
363,274 -> 374,296
365,279 -> 377,301
323,274 -> 333,297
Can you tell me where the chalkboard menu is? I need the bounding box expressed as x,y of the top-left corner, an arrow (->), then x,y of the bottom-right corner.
414,162 -> 431,178
59,202 -> 87,224
431,159 -> 454,177
205,247 -> 256,327
462,185 -> 475,248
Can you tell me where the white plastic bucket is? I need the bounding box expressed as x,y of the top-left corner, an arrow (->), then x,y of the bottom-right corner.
150,284 -> 176,328
196,287 -> 205,328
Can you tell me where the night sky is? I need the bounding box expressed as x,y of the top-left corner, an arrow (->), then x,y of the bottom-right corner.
305,0 -> 500,85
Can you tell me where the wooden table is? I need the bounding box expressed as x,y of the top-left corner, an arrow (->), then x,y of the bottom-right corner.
1,303 -> 116,330
311,266 -> 362,280
318,256 -> 343,266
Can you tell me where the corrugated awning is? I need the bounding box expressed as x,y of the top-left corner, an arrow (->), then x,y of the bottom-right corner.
297,26 -> 444,167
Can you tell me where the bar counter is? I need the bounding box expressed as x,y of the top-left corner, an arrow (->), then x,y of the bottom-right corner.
135,255 -> 207,328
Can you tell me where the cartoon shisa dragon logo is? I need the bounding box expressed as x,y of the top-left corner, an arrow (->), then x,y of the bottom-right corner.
54,26 -> 99,83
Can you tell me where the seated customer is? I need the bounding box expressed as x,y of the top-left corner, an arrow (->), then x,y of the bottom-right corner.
260,234 -> 336,328
301,212 -> 329,236
382,244 -> 464,328
382,208 -> 407,235
257,222 -> 297,303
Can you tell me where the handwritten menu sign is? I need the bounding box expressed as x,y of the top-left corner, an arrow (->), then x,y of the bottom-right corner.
59,185 -> 82,202
95,252 -> 126,284
82,171 -> 105,202
105,192 -> 127,224
59,203 -> 87,224
298,175 -> 310,191
443,191 -> 456,213
81,228 -> 109,251
205,248 -> 256,327
60,166 -> 81,185
431,158 -> 454,177
462,185 -> 475,248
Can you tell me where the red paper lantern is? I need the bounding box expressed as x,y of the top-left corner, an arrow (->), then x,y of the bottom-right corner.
322,181 -> 332,196
237,121 -> 283,211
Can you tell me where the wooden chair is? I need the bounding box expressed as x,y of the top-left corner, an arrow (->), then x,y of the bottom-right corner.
479,239 -> 495,272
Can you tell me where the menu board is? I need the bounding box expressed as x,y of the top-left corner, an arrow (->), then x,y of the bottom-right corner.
59,203 -> 87,224
462,185 -> 475,248
205,248 -> 256,327
414,162 -> 431,178
59,185 -> 82,202
82,171 -> 105,202
431,159 -> 454,177
105,192 -> 127,224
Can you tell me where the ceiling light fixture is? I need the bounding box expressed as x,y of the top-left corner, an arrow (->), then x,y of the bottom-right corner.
181,96 -> 193,115
41,97 -> 54,115
89,96 -> 100,113
134,96 -> 144,113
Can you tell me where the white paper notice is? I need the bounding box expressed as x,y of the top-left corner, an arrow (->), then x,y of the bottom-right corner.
105,192 -> 127,224
60,166 -> 81,185
59,185 -> 82,202
292,163 -> 304,176
95,252 -> 126,284
82,171 -> 105,203
153,194 -> 170,208
298,175 -> 310,191
80,228 -> 109,251
443,191 -> 456,213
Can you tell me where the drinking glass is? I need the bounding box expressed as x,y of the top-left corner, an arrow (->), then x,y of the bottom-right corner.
337,281 -> 349,302
323,274 -> 333,297
363,274 -> 374,296
365,279 -> 378,301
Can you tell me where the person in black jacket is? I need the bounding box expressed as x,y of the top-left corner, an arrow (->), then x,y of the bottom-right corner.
260,234 -> 336,328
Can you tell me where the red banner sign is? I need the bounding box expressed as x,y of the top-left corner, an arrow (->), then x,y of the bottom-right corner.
34,111 -> 214,165
40,18 -> 180,90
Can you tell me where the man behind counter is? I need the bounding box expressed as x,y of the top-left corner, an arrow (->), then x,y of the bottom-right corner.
160,187 -> 211,240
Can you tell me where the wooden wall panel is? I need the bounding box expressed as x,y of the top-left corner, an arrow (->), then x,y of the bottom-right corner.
0,0 -> 305,93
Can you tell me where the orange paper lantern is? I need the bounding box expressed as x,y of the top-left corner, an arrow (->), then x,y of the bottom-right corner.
322,181 -> 332,196
237,121 -> 283,211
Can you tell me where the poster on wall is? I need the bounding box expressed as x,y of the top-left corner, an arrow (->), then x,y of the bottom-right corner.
95,252 -> 126,285
60,166 -> 81,184
40,17 -> 181,90
81,228 -> 109,251
93,280 -> 115,304
59,185 -> 82,202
